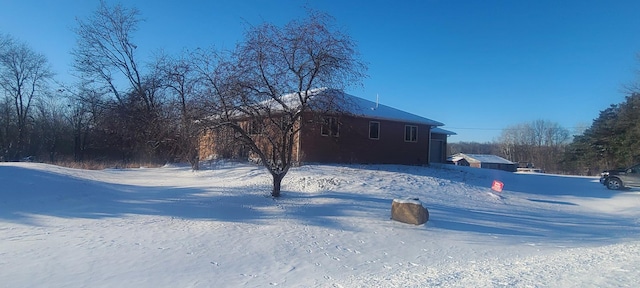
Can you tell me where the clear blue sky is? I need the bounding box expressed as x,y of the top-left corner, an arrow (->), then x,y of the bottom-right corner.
2,0 -> 640,142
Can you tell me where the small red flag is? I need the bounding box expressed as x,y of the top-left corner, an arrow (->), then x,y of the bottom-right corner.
491,180 -> 504,192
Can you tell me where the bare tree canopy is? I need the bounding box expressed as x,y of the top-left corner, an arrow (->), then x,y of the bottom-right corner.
153,50 -> 204,170
72,0 -> 147,108
0,33 -> 54,159
204,10 -> 367,197
233,11 -> 366,97
498,119 -> 570,172
72,1 -> 174,163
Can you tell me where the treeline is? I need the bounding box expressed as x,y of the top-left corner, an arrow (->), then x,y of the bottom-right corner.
0,33 -> 58,163
449,94 -> 640,175
0,30 -> 201,167
0,3 -> 224,167
449,119 -> 571,173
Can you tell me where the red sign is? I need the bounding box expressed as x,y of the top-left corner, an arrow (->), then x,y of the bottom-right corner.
491,180 -> 504,192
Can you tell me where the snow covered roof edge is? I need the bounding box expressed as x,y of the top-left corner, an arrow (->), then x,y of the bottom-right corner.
283,88 -> 444,126
431,127 -> 457,135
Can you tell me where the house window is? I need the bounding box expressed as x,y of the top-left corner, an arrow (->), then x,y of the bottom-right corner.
279,116 -> 291,131
249,119 -> 263,135
404,125 -> 417,142
369,121 -> 380,139
321,117 -> 339,137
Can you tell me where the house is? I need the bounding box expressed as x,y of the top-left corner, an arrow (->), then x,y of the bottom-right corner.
448,153 -> 517,172
199,89 -> 452,166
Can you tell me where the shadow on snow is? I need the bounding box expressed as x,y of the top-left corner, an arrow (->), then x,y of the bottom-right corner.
1,164 -> 638,242
0,165 -> 275,226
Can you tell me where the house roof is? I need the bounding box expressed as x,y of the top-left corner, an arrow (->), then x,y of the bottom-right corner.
347,94 -> 444,126
279,88 -> 444,126
449,155 -> 465,162
451,153 -> 514,164
431,127 -> 457,135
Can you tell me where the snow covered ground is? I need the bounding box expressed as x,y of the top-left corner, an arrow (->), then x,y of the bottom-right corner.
1,161 -> 639,287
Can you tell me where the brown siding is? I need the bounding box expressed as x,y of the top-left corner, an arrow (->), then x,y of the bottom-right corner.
199,130 -> 216,160
199,118 -> 300,163
200,112 -> 437,166
298,113 -> 431,165
198,126 -> 249,161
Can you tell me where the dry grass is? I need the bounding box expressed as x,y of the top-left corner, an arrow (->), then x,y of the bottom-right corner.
51,160 -> 165,170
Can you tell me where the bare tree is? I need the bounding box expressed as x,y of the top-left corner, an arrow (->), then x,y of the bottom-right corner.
73,1 -> 147,108
154,51 -> 203,170
0,33 -> 10,53
0,34 -> 11,161
448,141 -> 500,155
499,119 -> 570,172
59,82 -> 106,162
0,94 -> 13,161
33,93 -> 72,163
0,34 -> 54,159
191,48 -> 247,161
203,11 -> 367,197
73,1 -> 170,162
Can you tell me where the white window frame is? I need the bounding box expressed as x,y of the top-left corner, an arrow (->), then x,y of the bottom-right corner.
404,125 -> 418,142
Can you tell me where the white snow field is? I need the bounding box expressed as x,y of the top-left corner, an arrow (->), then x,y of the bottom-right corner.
1,161 -> 639,287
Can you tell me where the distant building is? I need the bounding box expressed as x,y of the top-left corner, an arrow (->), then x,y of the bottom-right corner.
448,153 -> 517,172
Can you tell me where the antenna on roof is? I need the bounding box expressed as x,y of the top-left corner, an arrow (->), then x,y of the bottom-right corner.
376,94 -> 379,109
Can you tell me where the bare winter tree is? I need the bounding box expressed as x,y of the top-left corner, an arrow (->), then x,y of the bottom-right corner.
191,48 -> 245,160
33,93 -> 71,163
0,33 -> 11,160
154,51 -> 203,170
448,141 -> 500,155
0,95 -> 11,161
0,33 -> 10,54
59,82 -> 107,162
0,34 -> 54,159
499,119 -> 570,172
73,1 -> 169,162
73,1 -> 148,108
201,11 -> 366,197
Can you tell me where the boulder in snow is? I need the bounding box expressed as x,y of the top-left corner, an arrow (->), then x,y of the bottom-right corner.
391,198 -> 429,225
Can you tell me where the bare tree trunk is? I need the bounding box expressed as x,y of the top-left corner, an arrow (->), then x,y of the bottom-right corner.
271,172 -> 284,197
189,149 -> 199,171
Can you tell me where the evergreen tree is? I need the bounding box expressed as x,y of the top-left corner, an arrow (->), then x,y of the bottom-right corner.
564,93 -> 640,173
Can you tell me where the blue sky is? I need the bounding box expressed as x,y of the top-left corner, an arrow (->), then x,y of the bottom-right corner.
2,0 -> 640,142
